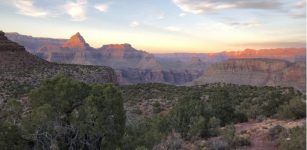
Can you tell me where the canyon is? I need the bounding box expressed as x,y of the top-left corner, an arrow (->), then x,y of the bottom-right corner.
192,58 -> 306,91
5,32 -> 306,90
6,32 -> 205,85
0,31 -> 117,103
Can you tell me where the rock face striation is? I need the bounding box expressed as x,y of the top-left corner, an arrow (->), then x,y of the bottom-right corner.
155,48 -> 306,64
192,59 -> 306,91
63,32 -> 90,49
116,69 -> 203,85
7,32 -> 204,85
223,48 -> 306,62
6,32 -> 306,87
5,32 -> 66,53
0,31 -> 117,102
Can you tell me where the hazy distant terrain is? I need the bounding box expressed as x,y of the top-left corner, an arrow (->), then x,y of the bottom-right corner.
1,31 -> 306,150
1,0 -> 306,149
0,31 -> 116,102
6,32 -> 207,85
6,32 -> 306,91
192,58 -> 306,91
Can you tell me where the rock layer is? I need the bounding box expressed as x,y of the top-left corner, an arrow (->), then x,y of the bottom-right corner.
5,32 -> 66,53
0,31 -> 117,102
117,69 -> 203,85
6,32 -> 203,85
193,59 -> 306,91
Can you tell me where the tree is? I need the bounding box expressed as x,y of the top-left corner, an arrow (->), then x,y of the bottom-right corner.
277,97 -> 306,119
210,90 -> 236,125
279,127 -> 306,150
21,76 -> 125,149
170,93 -> 206,137
0,123 -> 28,150
0,99 -> 29,150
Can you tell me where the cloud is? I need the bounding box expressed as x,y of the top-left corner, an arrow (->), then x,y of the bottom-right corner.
65,0 -> 87,21
236,41 -> 306,48
227,21 -> 261,28
13,0 -> 49,17
129,21 -> 140,27
295,0 -> 306,8
289,0 -> 306,18
94,4 -> 109,12
290,12 -> 306,18
165,26 -> 182,32
172,0 -> 282,14
157,12 -> 165,20
179,13 -> 186,17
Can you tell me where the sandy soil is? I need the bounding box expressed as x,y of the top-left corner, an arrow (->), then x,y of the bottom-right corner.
235,119 -> 306,150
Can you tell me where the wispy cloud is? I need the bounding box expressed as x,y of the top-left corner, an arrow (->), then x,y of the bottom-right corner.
227,21 -> 261,28
65,0 -> 87,21
288,0 -> 306,19
157,12 -> 165,20
165,26 -> 182,32
94,3 -> 109,12
295,0 -> 306,8
129,21 -> 140,27
13,0 -> 48,17
290,12 -> 306,18
236,41 -> 306,48
179,13 -> 186,17
172,0 -> 282,14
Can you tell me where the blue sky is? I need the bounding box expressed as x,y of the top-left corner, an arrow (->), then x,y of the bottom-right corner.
0,0 -> 306,53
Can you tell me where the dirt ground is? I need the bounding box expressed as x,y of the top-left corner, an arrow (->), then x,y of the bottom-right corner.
235,119 -> 306,150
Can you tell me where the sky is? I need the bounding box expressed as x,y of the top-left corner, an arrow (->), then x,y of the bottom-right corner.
0,0 -> 306,53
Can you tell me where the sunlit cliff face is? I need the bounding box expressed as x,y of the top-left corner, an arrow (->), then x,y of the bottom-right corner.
63,32 -> 89,49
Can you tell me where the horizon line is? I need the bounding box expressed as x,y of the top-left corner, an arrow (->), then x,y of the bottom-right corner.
4,30 -> 306,54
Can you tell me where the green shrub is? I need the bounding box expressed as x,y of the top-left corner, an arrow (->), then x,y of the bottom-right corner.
222,124 -> 236,146
268,125 -> 288,140
123,116 -> 166,150
153,132 -> 184,150
277,98 -> 306,119
207,117 -> 221,137
153,101 -> 162,114
0,123 -> 28,150
135,146 -> 148,150
22,76 -> 125,149
279,127 -> 306,150
233,136 -> 251,147
207,138 -> 230,150
132,107 -> 143,115
221,124 -> 251,148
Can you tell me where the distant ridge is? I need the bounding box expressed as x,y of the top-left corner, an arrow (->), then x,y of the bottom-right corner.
155,48 -> 306,63
63,32 -> 90,49
192,58 -> 306,91
5,32 -> 306,87
0,31 -> 117,102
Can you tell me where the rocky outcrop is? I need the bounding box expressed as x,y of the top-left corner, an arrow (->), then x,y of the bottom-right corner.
192,59 -> 306,91
7,32 -> 203,85
63,32 -> 90,49
224,48 -> 306,62
32,33 -> 162,70
95,43 -> 162,70
5,32 -> 66,53
0,32 -> 25,51
0,31 -> 117,102
155,48 -> 306,64
8,32 -> 304,87
117,69 -> 203,85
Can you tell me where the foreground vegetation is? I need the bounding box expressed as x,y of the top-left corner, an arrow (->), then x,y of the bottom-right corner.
0,76 -> 125,150
121,83 -> 306,149
0,78 -> 305,150
121,83 -> 305,120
